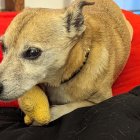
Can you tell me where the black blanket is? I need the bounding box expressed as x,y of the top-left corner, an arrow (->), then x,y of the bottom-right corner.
0,86 -> 140,140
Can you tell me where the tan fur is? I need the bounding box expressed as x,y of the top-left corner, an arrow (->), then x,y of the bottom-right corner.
0,0 -> 133,122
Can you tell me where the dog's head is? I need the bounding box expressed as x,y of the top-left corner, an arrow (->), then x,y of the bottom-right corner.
0,1 -> 94,100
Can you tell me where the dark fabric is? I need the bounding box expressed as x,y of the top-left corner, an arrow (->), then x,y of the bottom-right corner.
0,107 -> 23,122
0,86 -> 140,140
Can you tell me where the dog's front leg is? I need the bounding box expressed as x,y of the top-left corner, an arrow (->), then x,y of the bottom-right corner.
50,101 -> 93,122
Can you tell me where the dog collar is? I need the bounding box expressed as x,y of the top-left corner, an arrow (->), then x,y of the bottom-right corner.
61,49 -> 90,84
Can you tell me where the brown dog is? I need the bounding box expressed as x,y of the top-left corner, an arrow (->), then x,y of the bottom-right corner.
0,0 -> 133,122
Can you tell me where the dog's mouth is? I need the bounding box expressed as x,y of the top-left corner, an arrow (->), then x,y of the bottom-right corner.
0,83 -> 42,101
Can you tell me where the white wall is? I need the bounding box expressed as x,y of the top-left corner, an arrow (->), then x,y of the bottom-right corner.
25,0 -> 73,9
0,0 -> 73,10
0,0 -> 5,10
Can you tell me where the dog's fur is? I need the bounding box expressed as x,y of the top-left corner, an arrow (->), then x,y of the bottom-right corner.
0,0 -> 133,121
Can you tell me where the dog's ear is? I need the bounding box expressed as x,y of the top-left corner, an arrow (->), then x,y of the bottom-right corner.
63,0 -> 95,38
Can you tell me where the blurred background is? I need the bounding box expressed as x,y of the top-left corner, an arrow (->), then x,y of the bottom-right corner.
0,0 -> 140,14
114,0 -> 140,14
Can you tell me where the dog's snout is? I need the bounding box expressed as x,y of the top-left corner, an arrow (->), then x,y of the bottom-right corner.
0,83 -> 4,94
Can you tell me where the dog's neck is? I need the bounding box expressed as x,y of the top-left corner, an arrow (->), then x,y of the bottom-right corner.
60,29 -> 93,84
61,46 -> 90,84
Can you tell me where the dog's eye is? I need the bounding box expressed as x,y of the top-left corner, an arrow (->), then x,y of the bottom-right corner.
23,47 -> 42,60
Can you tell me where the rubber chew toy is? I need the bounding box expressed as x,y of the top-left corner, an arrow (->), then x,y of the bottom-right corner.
18,86 -> 51,125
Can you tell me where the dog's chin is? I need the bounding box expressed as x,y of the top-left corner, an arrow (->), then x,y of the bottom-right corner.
0,95 -> 18,101
0,92 -> 25,101
0,84 -> 46,102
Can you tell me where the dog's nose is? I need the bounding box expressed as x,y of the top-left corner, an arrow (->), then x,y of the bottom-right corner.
0,83 -> 4,94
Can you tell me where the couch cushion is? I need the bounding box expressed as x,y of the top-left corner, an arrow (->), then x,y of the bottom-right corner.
113,10 -> 140,95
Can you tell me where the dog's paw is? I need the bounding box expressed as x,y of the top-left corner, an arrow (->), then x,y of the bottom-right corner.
50,105 -> 64,122
50,101 -> 92,122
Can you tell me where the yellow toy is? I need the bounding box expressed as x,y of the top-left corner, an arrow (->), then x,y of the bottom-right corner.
18,86 -> 51,125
